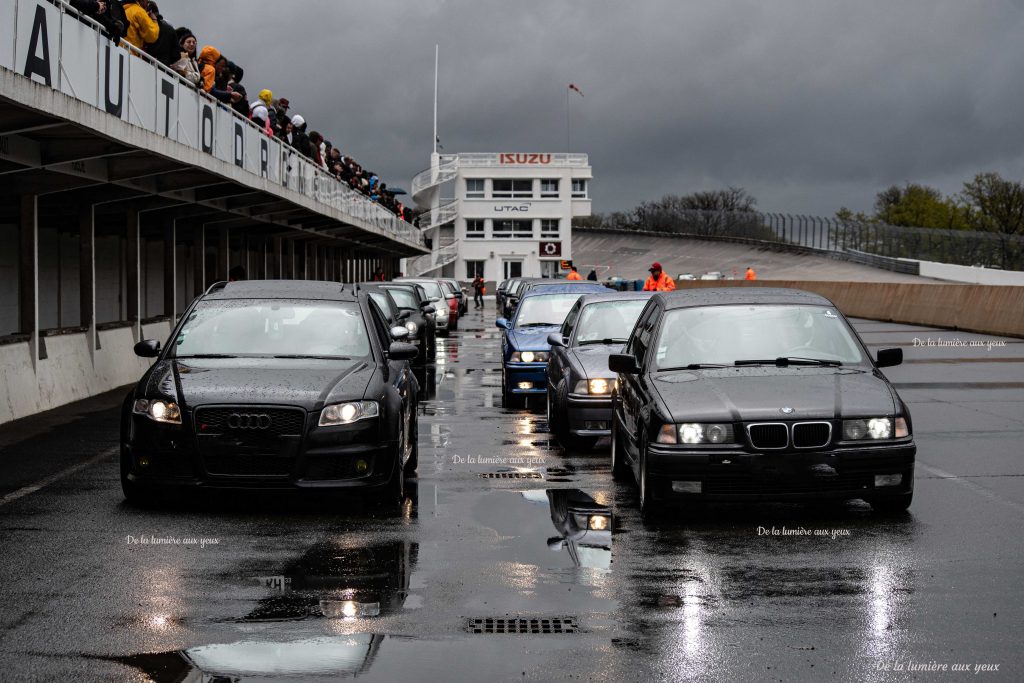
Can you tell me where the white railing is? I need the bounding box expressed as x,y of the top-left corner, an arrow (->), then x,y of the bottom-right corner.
408,239 -> 460,276
1,0 -> 422,248
417,198 -> 458,230
410,156 -> 459,200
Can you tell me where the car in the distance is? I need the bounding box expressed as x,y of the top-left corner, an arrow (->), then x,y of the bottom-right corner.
362,282 -> 437,364
395,278 -> 453,337
609,288 -> 916,516
121,280 -> 420,505
441,278 -> 469,316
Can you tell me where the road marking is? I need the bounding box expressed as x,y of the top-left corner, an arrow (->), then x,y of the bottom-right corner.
917,461 -> 1024,516
0,447 -> 118,508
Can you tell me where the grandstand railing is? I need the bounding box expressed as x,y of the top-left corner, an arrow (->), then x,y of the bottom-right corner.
1,0 -> 421,247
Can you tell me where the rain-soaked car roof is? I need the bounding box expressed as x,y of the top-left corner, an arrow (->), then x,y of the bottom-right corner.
576,291 -> 656,306
656,287 -> 834,309
203,280 -> 360,302
518,283 -> 611,299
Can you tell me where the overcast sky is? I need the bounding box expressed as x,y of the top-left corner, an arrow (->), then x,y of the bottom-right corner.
169,0 -> 1024,215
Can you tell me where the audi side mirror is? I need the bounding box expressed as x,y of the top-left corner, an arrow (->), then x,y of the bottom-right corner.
876,348 -> 903,368
390,325 -> 410,340
134,339 -> 161,358
422,305 -> 436,315
609,353 -> 640,374
496,318 -> 510,330
547,332 -> 567,348
388,342 -> 419,361
398,310 -> 412,321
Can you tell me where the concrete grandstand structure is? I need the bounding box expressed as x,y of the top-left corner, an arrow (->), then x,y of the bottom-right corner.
0,0 -> 426,423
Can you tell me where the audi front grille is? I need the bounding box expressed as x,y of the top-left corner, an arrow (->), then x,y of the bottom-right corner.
194,406 -> 306,477
194,407 -> 306,437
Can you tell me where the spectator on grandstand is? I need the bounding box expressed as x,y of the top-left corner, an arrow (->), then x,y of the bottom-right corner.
143,2 -> 178,66
171,28 -> 201,85
309,132 -> 326,168
122,0 -> 159,51
272,98 -> 290,136
251,90 -> 275,134
198,46 -> 242,104
69,1 -> 125,42
291,116 -> 312,157
230,83 -> 250,118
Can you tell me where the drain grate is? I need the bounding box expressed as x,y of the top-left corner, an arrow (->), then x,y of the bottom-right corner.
467,617 -> 579,634
479,471 -> 543,479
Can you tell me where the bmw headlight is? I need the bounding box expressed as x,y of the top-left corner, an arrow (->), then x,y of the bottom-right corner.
572,378 -> 614,395
319,401 -> 379,426
842,417 -> 908,440
510,351 -> 549,363
656,423 -> 734,445
404,321 -> 418,335
133,399 -> 182,425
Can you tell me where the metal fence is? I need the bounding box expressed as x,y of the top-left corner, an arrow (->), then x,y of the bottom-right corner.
614,210 -> 1024,271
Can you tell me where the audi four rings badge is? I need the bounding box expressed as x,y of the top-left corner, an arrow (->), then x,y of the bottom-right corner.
227,413 -> 272,429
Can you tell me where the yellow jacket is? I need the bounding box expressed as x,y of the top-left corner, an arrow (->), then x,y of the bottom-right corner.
123,3 -> 159,49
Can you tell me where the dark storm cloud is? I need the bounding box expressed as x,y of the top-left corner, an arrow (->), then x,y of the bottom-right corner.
168,0 -> 1024,214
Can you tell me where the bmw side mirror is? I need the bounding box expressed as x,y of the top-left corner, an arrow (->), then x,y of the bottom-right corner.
390,325 -> 410,340
423,305 -> 436,315
398,310 -> 412,321
134,339 -> 161,358
876,348 -> 903,368
547,332 -> 567,348
388,342 -> 419,361
609,353 -> 640,374
496,318 -> 510,330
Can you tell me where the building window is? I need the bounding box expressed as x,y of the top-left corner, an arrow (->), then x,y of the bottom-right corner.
571,179 -> 589,198
540,219 -> 560,238
493,219 -> 533,238
540,179 -> 559,198
466,178 -> 484,199
466,219 -> 485,239
493,179 -> 534,199
466,260 -> 485,278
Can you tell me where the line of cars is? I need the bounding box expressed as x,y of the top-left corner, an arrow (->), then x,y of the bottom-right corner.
495,277 -> 917,517
120,276 -> 468,507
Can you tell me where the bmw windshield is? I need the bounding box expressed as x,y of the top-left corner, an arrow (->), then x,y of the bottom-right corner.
170,299 -> 371,359
653,305 -> 866,370
383,287 -> 419,310
514,294 -> 581,328
575,300 -> 649,344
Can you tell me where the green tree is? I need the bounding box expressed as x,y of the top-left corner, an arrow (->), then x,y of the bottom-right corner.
960,172 -> 1024,268
872,183 -> 969,230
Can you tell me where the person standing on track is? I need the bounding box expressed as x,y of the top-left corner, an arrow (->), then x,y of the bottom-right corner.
566,266 -> 583,281
472,274 -> 486,309
643,262 -> 677,291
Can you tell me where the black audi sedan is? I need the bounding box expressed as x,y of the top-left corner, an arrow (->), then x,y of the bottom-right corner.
546,292 -> 654,451
120,281 -> 420,504
609,288 -> 916,516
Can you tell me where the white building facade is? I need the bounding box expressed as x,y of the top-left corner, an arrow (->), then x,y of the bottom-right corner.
408,153 -> 592,282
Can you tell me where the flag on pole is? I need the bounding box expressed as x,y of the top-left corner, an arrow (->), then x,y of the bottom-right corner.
568,83 -> 584,98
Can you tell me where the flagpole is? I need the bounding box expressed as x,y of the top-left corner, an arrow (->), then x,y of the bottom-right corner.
433,44 -> 439,155
566,86 -> 570,153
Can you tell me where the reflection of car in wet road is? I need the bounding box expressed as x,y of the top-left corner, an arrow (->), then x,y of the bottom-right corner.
546,292 -> 653,451
543,489 -> 612,569
496,284 -> 610,405
609,288 -> 916,515
120,281 -> 420,504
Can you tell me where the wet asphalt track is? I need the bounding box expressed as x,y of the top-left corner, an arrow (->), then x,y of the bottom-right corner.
0,301 -> 1022,682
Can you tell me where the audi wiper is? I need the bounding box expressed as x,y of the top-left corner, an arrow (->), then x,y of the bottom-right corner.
734,357 -> 842,367
174,353 -> 238,359
272,354 -> 352,360
578,338 -> 628,346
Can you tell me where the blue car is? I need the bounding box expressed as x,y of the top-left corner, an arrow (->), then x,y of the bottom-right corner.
495,283 -> 610,406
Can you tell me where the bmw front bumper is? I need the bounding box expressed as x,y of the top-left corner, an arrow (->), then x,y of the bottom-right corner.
566,394 -> 613,436
504,362 -> 548,394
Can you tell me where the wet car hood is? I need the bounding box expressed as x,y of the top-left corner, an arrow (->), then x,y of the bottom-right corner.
150,358 -> 375,409
572,344 -> 625,379
652,366 -> 896,422
506,326 -> 559,353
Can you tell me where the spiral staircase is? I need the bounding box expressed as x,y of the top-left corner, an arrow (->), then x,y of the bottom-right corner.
407,155 -> 462,276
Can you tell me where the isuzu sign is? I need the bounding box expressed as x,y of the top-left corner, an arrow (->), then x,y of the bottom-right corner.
500,153 -> 553,165
540,241 -> 562,257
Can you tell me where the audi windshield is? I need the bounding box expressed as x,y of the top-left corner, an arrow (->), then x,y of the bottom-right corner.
514,294 -> 581,328
654,305 -> 866,370
170,300 -> 371,359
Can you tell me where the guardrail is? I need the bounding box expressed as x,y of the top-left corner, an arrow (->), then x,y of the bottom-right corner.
1,0 -> 422,247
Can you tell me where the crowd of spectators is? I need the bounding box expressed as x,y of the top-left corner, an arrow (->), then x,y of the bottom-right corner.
66,0 -> 413,224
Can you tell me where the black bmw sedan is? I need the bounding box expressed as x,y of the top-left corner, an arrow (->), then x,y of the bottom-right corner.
609,288 -> 916,516
546,292 -> 653,451
363,282 -> 437,364
120,281 -> 420,504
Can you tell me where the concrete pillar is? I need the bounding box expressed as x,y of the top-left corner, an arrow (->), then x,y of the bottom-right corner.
126,209 -> 141,341
163,219 -> 176,319
193,224 -> 205,295
218,226 -> 229,281
19,195 -> 39,365
79,204 -> 96,352
260,238 -> 268,280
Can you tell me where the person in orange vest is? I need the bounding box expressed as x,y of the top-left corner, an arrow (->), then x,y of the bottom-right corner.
643,262 -> 677,292
566,266 -> 583,281
745,266 -> 757,280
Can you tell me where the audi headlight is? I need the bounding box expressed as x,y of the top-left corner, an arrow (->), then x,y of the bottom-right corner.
404,321 -> 418,335
656,422 -> 734,445
133,399 -> 182,425
511,351 -> 549,363
572,378 -> 613,395
842,417 -> 908,440
319,401 -> 379,426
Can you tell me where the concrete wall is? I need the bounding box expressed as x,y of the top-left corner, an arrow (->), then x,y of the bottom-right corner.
0,321 -> 172,424
917,260 -> 1024,286
678,280 -> 1024,338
